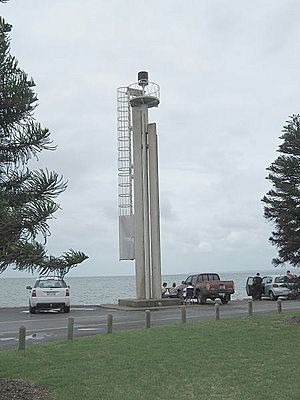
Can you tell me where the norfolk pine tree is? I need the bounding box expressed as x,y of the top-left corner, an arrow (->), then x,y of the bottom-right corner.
0,16 -> 88,277
262,114 -> 300,267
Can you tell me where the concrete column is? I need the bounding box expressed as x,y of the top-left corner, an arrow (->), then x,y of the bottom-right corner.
148,123 -> 162,299
132,107 -> 145,299
141,107 -> 151,299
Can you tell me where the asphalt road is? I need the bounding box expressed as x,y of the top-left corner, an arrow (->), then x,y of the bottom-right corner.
1,299 -> 300,351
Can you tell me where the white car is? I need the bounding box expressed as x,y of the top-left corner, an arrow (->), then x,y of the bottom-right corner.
27,276 -> 71,314
246,275 -> 291,300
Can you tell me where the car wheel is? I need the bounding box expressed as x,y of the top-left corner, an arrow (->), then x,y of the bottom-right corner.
269,291 -> 276,301
290,291 -> 297,300
221,295 -> 230,304
63,305 -> 70,313
29,305 -> 36,314
197,292 -> 206,305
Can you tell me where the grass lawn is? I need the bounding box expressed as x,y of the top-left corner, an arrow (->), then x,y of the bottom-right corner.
0,312 -> 300,400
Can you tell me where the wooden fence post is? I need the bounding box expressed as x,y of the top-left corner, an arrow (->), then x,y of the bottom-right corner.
248,299 -> 253,316
67,317 -> 74,340
277,299 -> 282,313
107,314 -> 113,334
18,326 -> 26,351
145,310 -> 151,328
215,299 -> 221,320
181,305 -> 186,324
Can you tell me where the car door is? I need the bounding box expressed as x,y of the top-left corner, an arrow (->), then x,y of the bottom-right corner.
261,276 -> 270,296
246,277 -> 254,296
191,275 -> 197,287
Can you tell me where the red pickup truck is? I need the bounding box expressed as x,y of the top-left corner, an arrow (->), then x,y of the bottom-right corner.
178,273 -> 235,304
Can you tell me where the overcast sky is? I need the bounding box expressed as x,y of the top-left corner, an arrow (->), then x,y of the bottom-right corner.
2,0 -> 300,277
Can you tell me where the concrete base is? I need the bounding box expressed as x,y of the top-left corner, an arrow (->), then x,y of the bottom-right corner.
118,298 -> 182,308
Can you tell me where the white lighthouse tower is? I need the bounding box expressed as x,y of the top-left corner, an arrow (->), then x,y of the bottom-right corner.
117,71 -> 164,304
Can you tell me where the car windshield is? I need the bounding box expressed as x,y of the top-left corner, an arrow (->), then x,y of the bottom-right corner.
274,276 -> 285,283
34,279 -> 67,289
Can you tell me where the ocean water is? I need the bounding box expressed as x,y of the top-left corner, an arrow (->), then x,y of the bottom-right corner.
0,269 -> 285,308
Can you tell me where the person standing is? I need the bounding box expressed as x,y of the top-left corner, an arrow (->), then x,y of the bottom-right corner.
285,270 -> 297,297
286,270 -> 295,281
252,273 -> 262,300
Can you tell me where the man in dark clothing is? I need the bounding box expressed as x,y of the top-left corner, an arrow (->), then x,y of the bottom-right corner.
252,273 -> 262,300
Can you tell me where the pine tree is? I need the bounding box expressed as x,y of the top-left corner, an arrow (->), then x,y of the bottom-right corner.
262,114 -> 300,267
0,17 -> 88,276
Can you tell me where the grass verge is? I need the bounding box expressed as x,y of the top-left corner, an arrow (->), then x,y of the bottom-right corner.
0,312 -> 299,400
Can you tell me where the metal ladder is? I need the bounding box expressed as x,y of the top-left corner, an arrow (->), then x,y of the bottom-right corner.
117,87 -> 133,216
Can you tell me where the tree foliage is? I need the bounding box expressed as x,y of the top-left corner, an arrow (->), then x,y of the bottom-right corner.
262,114 -> 300,267
0,17 -> 88,276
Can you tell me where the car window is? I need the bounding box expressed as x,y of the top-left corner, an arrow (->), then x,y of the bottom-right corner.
201,274 -> 209,281
261,277 -> 268,284
185,276 -> 193,285
274,276 -> 285,283
266,277 -> 272,284
192,275 -> 197,285
208,274 -> 219,281
35,280 -> 67,288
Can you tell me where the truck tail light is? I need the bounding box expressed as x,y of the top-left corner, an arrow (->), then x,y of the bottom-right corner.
66,288 -> 70,296
273,284 -> 279,288
32,289 -> 36,297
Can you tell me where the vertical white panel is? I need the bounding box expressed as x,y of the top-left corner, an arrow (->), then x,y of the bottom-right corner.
119,215 -> 135,260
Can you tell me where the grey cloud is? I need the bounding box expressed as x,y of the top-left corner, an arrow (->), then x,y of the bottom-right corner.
2,0 -> 296,276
